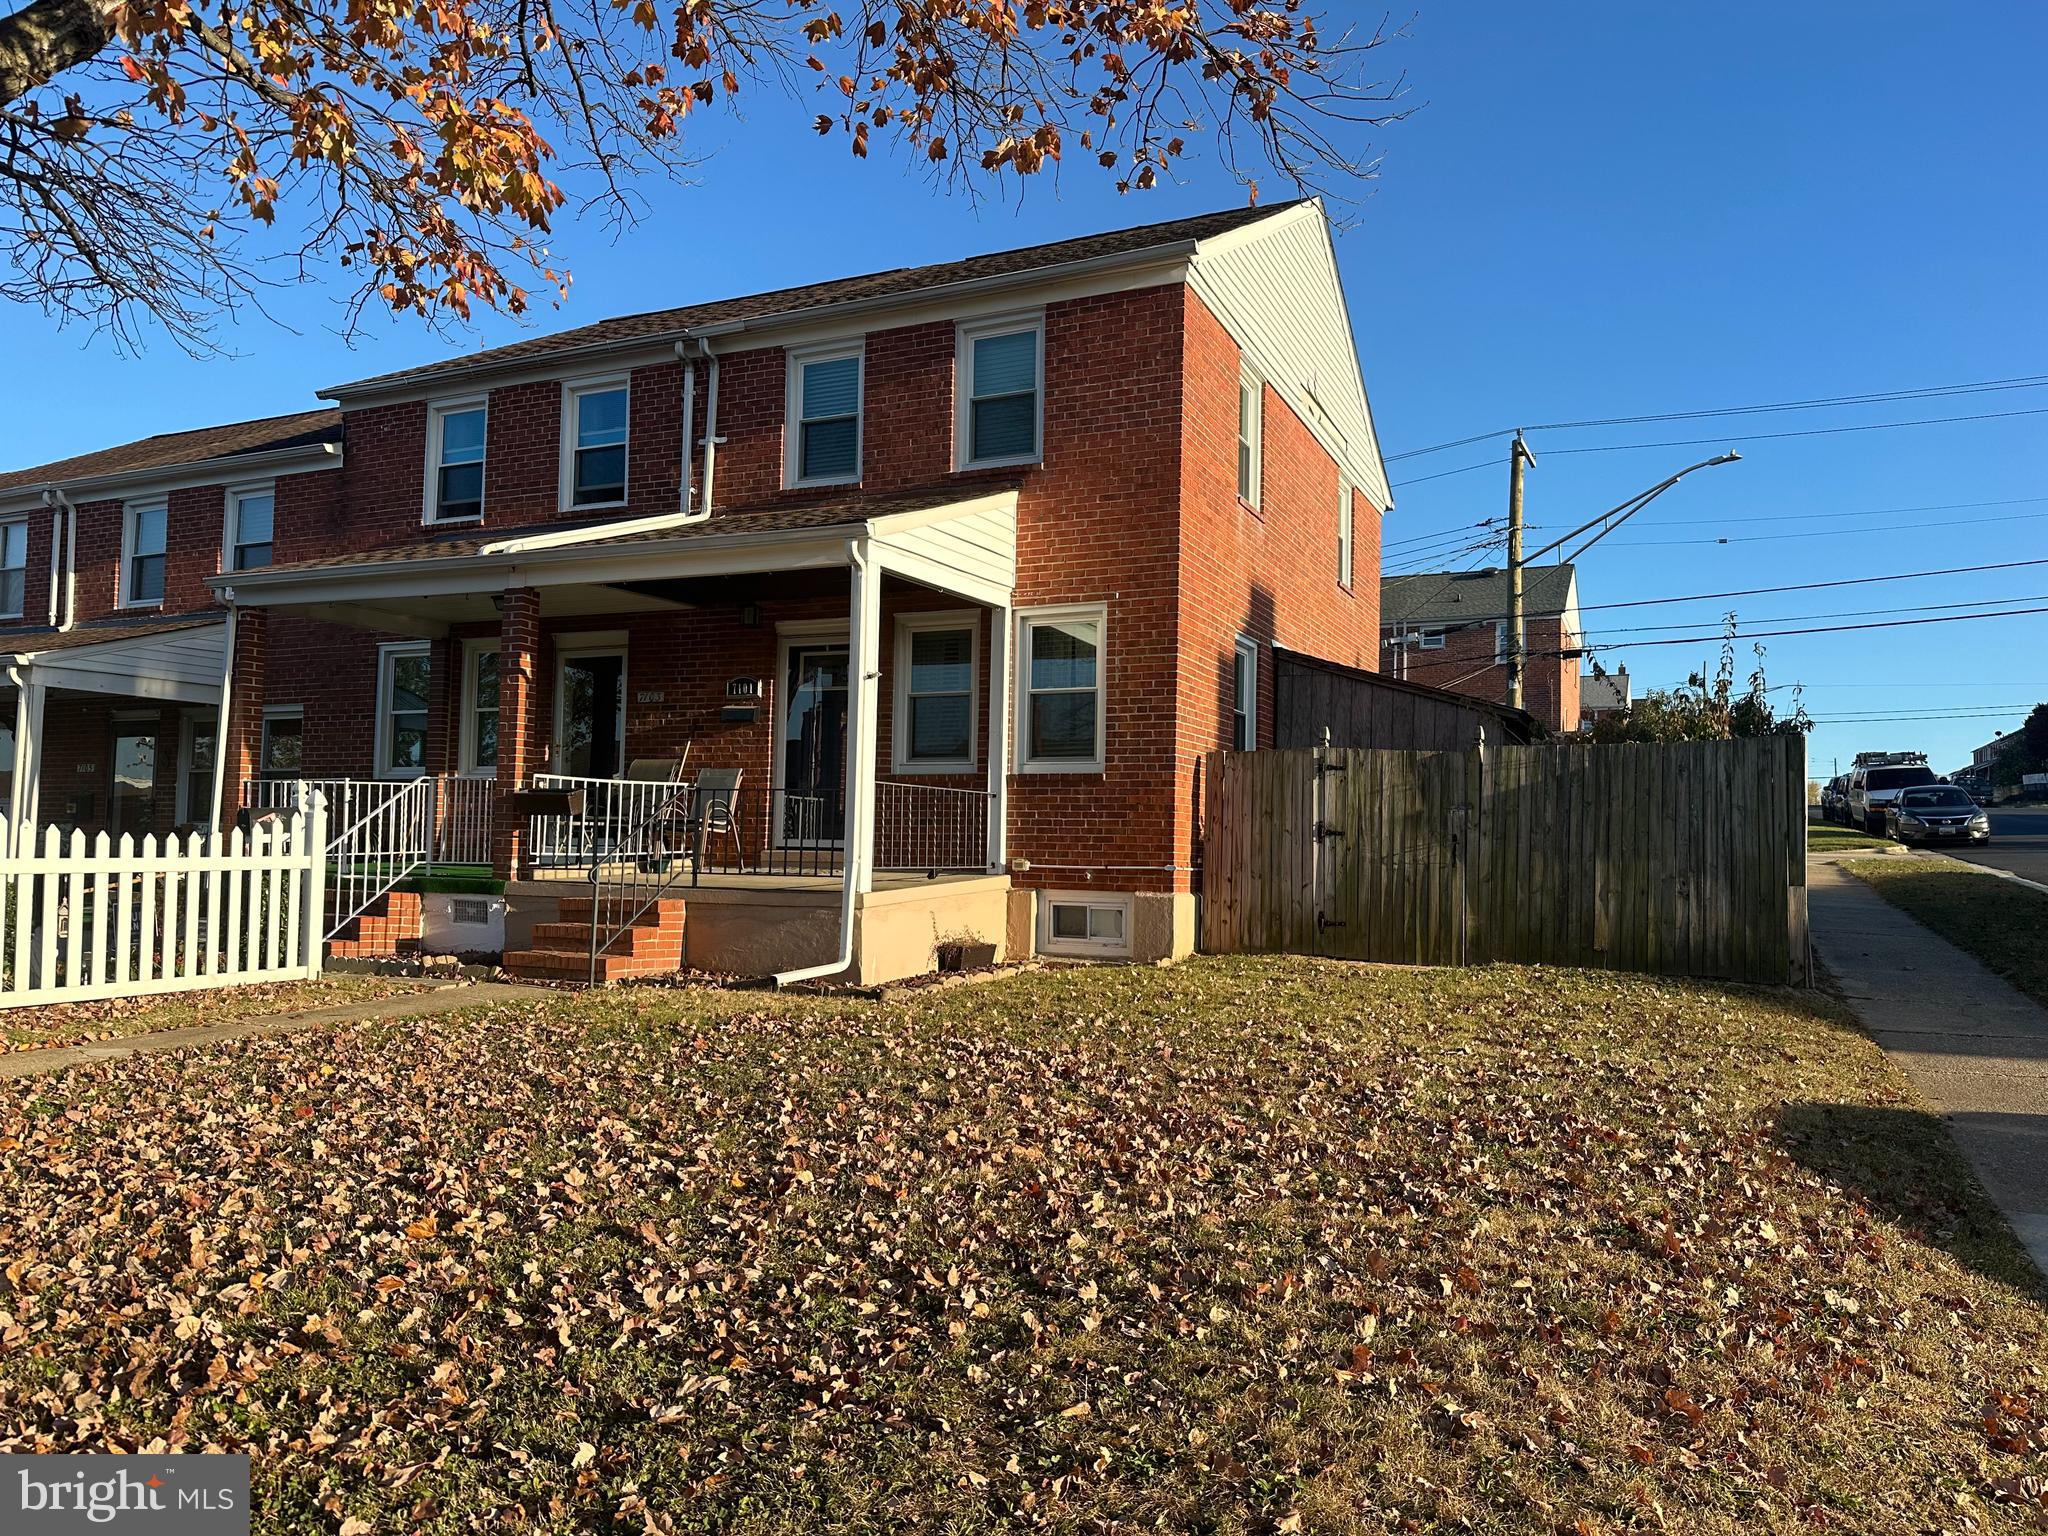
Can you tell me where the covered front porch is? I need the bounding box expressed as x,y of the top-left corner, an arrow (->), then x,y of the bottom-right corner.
216,487 -> 1022,983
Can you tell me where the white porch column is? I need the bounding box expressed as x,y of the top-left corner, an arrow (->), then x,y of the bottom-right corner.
9,673 -> 44,848
986,605 -> 1010,871
845,544 -> 882,896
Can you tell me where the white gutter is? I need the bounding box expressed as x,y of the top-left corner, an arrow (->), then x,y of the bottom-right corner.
1,439 -> 341,521
481,507 -> 709,555
40,488 -> 77,631
773,537 -> 875,986
699,342 -> 722,515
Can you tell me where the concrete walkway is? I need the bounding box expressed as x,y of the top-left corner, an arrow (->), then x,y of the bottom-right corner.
0,981 -> 537,1081
1807,855 -> 2048,1277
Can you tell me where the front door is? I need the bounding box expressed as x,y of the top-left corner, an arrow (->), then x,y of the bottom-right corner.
556,651 -> 625,779
109,726 -> 158,840
780,642 -> 848,844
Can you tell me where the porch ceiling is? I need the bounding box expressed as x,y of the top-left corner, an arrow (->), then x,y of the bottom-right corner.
211,483 -> 1020,631
1,616 -> 224,704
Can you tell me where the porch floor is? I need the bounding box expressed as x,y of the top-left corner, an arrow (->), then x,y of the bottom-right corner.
514,866 -> 998,896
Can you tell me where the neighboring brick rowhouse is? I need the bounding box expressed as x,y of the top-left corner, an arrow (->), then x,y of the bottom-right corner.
1389,614 -> 1578,735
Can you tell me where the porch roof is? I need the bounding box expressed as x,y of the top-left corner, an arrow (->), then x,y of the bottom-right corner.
212,483 -> 1020,628
0,614 -> 225,704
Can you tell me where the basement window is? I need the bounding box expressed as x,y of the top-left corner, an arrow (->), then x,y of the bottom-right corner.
1040,893 -> 1132,958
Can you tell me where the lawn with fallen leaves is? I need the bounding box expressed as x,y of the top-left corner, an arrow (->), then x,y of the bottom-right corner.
1,973 -> 445,1053
2,958 -> 2044,1533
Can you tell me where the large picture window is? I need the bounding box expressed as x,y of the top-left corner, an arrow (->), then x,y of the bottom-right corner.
122,500 -> 166,607
563,379 -> 629,508
788,345 -> 863,485
375,643 -> 432,778
427,400 -> 487,522
1015,605 -> 1105,773
956,315 -> 1043,468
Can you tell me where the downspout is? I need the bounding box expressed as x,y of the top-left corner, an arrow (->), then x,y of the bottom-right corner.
699,342 -> 722,516
43,499 -> 59,627
773,539 -> 870,987
39,488 -> 77,631
675,345 -> 697,516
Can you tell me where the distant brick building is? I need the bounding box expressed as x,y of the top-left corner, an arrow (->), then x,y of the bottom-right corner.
1579,665 -> 1631,732
1378,565 -> 1582,735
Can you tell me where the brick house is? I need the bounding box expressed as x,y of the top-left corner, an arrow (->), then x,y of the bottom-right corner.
0,200 -> 1391,982
1379,566 -> 1581,735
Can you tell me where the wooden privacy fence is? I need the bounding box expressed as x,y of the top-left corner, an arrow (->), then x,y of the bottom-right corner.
1201,737 -> 1810,985
0,801 -> 328,1009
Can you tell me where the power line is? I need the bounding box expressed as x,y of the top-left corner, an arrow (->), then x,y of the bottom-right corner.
1562,603 -> 2048,656
1582,592 -> 2048,638
1573,556 -> 2048,616
1606,510 -> 2048,549
1621,493 -> 2048,529
1383,372 -> 2048,463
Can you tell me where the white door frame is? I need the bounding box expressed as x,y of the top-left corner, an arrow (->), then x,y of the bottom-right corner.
551,638 -> 628,778
773,620 -> 851,850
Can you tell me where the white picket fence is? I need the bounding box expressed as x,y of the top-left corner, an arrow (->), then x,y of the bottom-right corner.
0,801 -> 328,1009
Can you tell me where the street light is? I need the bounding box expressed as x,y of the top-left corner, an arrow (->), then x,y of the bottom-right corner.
1508,450 -> 1741,709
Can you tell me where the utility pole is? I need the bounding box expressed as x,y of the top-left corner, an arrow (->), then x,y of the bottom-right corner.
1506,431 -> 1534,711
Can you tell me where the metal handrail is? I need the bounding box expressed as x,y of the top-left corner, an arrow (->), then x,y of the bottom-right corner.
584,781 -> 695,984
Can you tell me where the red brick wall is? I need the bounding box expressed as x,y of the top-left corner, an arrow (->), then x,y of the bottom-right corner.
1174,289 -> 1383,875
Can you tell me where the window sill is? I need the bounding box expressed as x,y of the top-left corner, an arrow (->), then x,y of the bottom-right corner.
1014,761 -> 1106,777
560,498 -> 629,516
118,600 -> 164,612
891,760 -> 978,777
788,475 -> 862,492
424,513 -> 484,527
1237,497 -> 1263,519
955,455 -> 1042,475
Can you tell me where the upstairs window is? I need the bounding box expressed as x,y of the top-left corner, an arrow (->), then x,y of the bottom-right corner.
0,520 -> 25,618
1236,368 -> 1263,507
428,400 -> 487,522
1336,477 -> 1354,589
564,378 -> 629,508
1016,605 -> 1104,773
229,486 -> 274,570
789,345 -> 863,485
1416,627 -> 1446,650
957,315 -> 1043,468
122,500 -> 166,607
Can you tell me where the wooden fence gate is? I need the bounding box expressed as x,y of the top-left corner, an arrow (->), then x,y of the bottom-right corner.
1200,737 -> 1810,986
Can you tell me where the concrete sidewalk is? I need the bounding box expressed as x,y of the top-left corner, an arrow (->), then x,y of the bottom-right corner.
1807,855 -> 2048,1278
0,981 -> 538,1081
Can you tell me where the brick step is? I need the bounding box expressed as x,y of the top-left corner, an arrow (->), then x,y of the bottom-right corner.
555,896 -> 686,928
326,889 -> 425,960
528,921 -> 679,960
501,947 -> 673,984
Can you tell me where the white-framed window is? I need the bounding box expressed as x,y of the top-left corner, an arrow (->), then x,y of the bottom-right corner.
1336,476 -> 1354,589
1232,636 -> 1258,752
426,398 -> 487,523
785,342 -> 864,487
1494,622 -> 1511,667
1416,627 -> 1446,650
0,519 -> 26,618
955,313 -> 1044,470
561,376 -> 629,509
121,499 -> 167,607
173,711 -> 218,824
259,706 -> 303,779
226,483 -> 274,571
1014,603 -> 1105,774
459,639 -> 500,775
1236,368 -> 1263,507
1039,892 -> 1133,958
374,641 -> 432,779
892,611 -> 978,773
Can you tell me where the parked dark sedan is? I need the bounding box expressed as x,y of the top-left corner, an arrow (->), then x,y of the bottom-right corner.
1820,774 -> 1850,824
1884,785 -> 1991,846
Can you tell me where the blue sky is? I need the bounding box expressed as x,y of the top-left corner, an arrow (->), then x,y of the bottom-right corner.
1,3 -> 2041,774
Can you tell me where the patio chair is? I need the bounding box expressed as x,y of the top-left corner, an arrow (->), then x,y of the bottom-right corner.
687,768 -> 745,875
622,751 -> 690,871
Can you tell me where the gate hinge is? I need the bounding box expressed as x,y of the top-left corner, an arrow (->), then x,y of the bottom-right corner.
1313,821 -> 1345,841
1314,760 -> 1347,776
1316,911 -> 1347,932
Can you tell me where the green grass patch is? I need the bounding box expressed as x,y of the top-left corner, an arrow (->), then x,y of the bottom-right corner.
1807,821 -> 1894,853
2,959 -> 2043,1532
1846,857 -> 2048,1010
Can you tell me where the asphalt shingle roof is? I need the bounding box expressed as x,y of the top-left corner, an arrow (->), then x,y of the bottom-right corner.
0,612 -> 222,658
329,201 -> 1302,397
1380,565 -> 1578,626
0,410 -> 341,498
